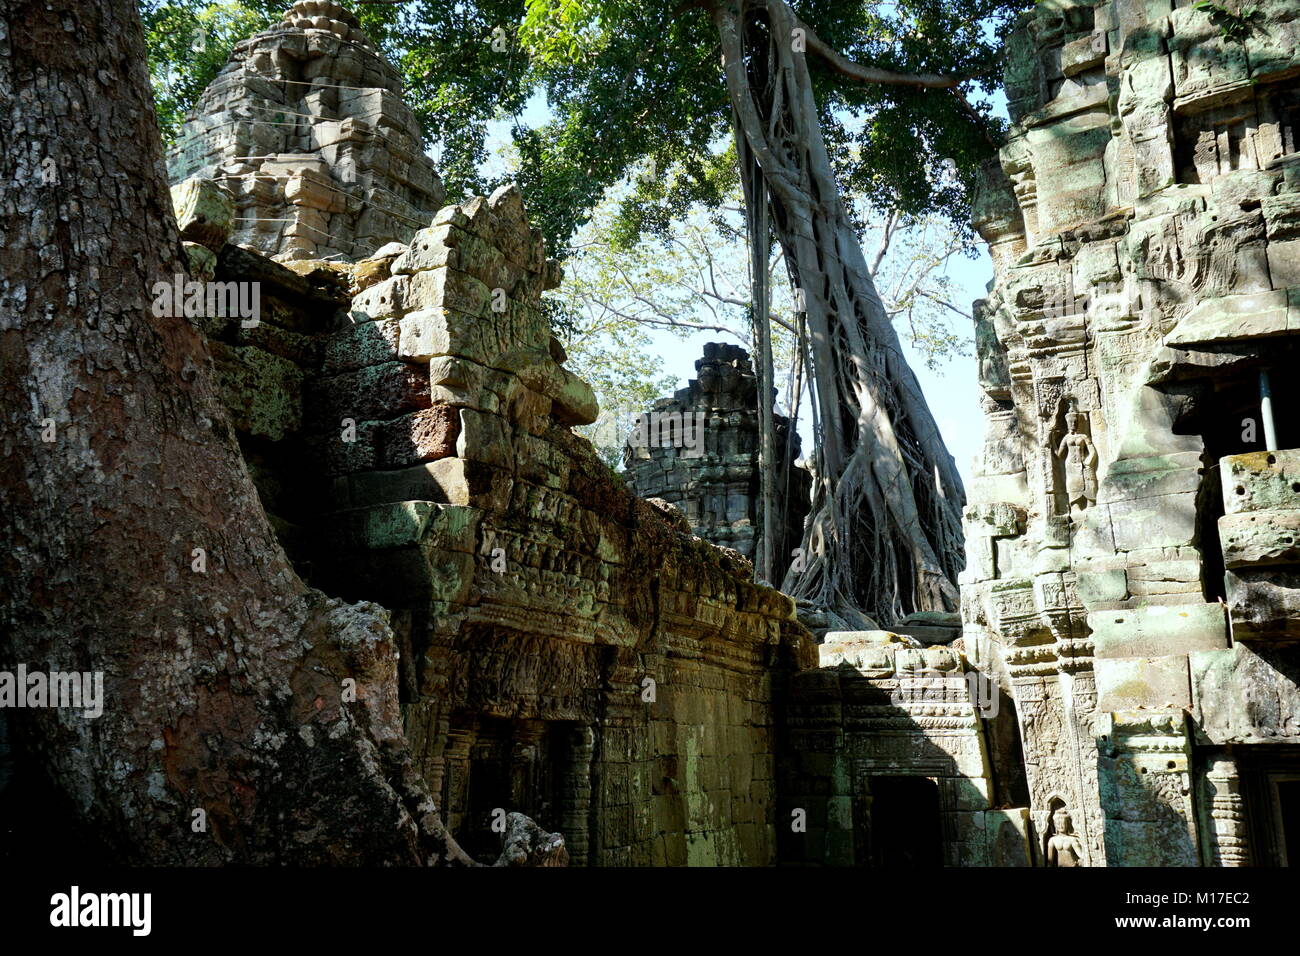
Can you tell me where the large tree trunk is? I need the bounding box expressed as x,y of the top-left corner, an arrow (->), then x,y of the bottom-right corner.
0,0 -> 557,866
713,0 -> 966,625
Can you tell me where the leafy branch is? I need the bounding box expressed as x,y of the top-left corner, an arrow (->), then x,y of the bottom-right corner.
1192,0 -> 1262,43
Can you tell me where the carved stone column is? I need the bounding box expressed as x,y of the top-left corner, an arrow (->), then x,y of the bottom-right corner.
414,705 -> 451,811
509,720 -> 546,812
560,725 -> 595,866
1098,712 -> 1199,866
1203,756 -> 1252,867
442,723 -> 478,834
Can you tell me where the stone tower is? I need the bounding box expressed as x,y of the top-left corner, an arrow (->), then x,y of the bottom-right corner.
622,342 -> 810,578
965,0 -> 1300,866
166,0 -> 444,261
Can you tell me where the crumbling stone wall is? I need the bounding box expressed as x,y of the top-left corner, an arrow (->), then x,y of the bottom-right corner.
166,2 -> 816,868
167,0 -> 444,261
310,187 -> 812,866
169,0 -> 1300,868
623,342 -> 810,576
178,173 -> 814,865
967,0 -> 1300,866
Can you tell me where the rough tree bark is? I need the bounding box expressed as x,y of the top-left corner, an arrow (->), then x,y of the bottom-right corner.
0,0 -> 561,866
712,0 -> 967,625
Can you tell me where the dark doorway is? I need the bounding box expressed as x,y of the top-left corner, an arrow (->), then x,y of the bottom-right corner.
457,718 -> 573,861
868,776 -> 943,867
1236,745 -> 1300,865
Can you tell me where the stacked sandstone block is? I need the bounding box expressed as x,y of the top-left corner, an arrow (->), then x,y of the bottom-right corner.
623,342 -> 810,575
963,0 -> 1300,866
290,186 -> 813,865
167,0 -> 444,261
310,185 -> 589,515
184,174 -> 815,865
1217,449 -> 1300,640
1188,452 -> 1300,752
169,6 -> 818,868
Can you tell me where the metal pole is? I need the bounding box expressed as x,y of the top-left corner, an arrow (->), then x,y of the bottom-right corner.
1260,369 -> 1278,452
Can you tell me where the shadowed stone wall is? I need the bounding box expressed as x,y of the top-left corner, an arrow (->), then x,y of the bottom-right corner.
778,632 -> 1030,867
165,2 -> 817,868
176,169 -> 814,865
162,0 -> 1300,867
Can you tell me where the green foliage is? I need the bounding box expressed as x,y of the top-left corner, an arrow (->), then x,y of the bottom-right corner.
547,188 -> 706,467
145,0 -> 1030,252
563,318 -> 680,469
141,0 -> 533,201
388,2 -> 536,201
518,0 -> 1031,254
870,214 -> 974,370
550,177 -> 972,467
141,1 -> 281,144
143,0 -> 994,396
1191,1 -> 1261,43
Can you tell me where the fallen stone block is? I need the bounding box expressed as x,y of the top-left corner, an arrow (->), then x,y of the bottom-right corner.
352,241 -> 407,292
389,224 -> 461,274
407,265 -> 492,316
171,177 -> 234,251
1221,449 -> 1300,515
1219,509 -> 1300,568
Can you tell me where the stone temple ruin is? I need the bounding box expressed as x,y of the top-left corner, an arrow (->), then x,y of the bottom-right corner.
164,0 -> 1300,866
167,0 -> 444,262
622,342 -> 810,579
962,0 -> 1300,865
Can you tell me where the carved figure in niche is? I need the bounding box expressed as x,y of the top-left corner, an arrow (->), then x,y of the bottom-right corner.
1045,805 -> 1085,867
1056,401 -> 1097,517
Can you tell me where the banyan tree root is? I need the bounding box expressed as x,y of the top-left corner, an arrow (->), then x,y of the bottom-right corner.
713,0 -> 966,625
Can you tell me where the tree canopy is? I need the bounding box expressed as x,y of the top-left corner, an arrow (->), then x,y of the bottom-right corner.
143,0 -> 1029,255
